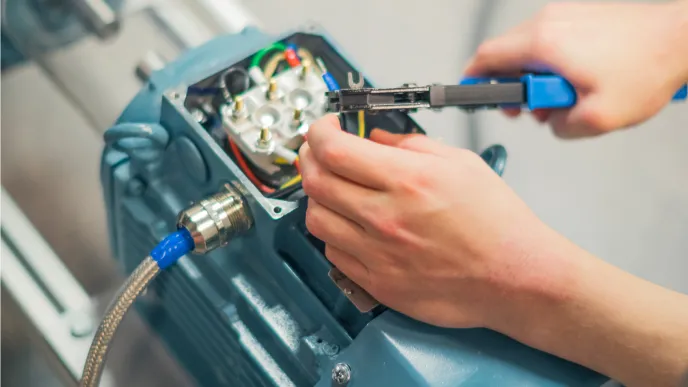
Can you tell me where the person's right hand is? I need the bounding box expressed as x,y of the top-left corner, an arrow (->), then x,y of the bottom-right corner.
464,1 -> 688,139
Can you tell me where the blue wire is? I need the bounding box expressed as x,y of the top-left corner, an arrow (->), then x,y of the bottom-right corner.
150,228 -> 195,270
322,73 -> 340,91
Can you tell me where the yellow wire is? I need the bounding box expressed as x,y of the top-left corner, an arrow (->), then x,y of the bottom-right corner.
297,48 -> 316,71
357,110 -> 366,138
263,52 -> 284,78
280,174 -> 302,189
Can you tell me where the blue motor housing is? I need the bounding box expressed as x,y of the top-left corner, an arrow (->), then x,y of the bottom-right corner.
1,0 -> 123,69
101,26 -> 610,386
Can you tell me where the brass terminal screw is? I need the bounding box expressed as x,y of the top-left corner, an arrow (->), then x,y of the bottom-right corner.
267,79 -> 279,100
300,60 -> 311,81
233,96 -> 244,112
291,108 -> 305,129
257,127 -> 272,148
293,108 -> 303,122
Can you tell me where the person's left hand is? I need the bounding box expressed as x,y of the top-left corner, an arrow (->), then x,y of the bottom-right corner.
299,114 -> 575,329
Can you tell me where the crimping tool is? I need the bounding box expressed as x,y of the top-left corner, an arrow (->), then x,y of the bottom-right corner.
326,72 -> 688,113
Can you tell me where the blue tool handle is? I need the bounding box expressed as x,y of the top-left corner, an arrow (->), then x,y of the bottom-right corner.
461,74 -> 687,110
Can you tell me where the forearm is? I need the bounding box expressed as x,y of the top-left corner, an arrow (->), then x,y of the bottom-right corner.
496,237 -> 688,387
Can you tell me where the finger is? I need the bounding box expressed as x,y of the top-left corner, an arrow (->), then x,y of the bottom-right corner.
548,109 -> 600,139
300,143 -> 383,226
502,108 -> 522,118
368,129 -> 455,157
464,22 -> 536,76
325,245 -> 372,290
305,199 -> 376,258
306,114 -> 414,190
532,109 -> 551,123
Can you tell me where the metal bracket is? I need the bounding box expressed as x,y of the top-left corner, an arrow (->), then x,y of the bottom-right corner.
328,267 -> 379,313
0,189 -> 114,385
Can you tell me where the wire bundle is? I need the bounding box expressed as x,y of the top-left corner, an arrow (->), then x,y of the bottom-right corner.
226,42 -> 367,199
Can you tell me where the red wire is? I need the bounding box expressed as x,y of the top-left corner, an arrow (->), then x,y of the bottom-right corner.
284,47 -> 301,67
293,158 -> 301,174
228,139 -> 275,194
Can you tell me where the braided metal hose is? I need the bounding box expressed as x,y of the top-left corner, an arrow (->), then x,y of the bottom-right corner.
79,256 -> 160,387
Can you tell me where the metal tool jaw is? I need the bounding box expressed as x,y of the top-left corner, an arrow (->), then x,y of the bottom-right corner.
327,72 -> 688,114
327,72 -> 524,114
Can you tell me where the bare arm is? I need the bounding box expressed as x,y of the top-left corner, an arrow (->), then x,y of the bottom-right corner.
300,2 -> 688,386
492,237 -> 688,387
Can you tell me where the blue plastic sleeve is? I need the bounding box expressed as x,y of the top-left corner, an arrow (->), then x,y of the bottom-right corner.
461,75 -> 686,109
322,73 -> 340,91
150,228 -> 195,270
521,74 -> 577,110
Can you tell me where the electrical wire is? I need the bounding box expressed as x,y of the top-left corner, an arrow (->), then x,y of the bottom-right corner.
284,45 -> 301,67
264,47 -> 317,79
263,52 -> 285,78
80,230 -> 194,387
297,48 -> 316,71
250,42 -> 286,68
218,66 -> 251,100
228,139 -> 276,194
293,158 -> 301,174
280,174 -> 302,189
80,257 -> 160,387
357,110 -> 366,138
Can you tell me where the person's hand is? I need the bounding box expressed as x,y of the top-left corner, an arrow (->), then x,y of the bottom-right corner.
464,1 -> 688,138
299,115 -> 576,329
300,116 -> 688,386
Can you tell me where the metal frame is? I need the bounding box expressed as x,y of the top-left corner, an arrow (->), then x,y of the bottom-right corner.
0,189 -> 115,386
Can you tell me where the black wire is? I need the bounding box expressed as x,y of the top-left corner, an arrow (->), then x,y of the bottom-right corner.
218,67 -> 251,101
266,183 -> 304,200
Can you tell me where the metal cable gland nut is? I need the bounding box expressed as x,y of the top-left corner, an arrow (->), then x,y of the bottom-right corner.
177,185 -> 252,254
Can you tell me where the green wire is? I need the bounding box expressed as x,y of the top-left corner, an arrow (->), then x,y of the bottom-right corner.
250,42 -> 287,68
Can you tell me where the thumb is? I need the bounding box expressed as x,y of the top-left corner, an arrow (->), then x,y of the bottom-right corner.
369,129 -> 455,156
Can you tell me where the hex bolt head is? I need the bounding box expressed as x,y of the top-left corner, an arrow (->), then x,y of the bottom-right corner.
332,363 -> 351,385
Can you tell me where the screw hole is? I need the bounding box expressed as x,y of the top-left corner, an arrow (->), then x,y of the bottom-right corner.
273,206 -> 282,214
316,338 -> 323,343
